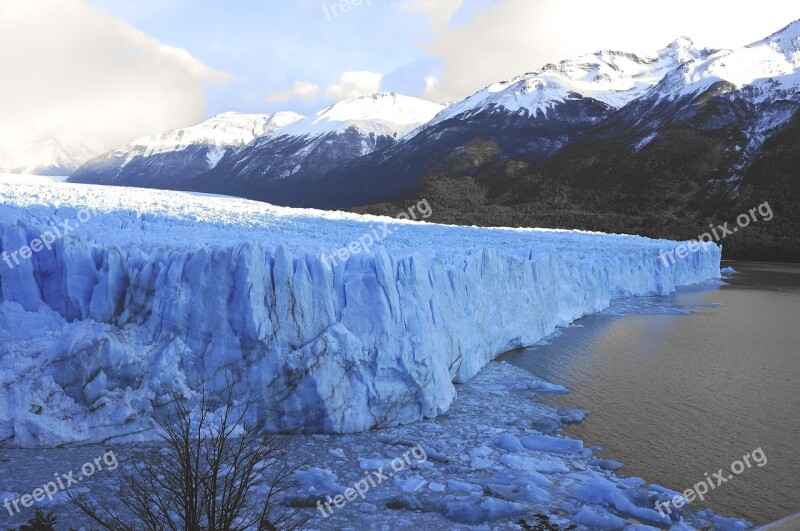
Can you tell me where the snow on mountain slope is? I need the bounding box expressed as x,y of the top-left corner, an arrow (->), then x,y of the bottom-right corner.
0,180 -> 720,446
0,136 -> 102,176
273,92 -> 445,140
186,94 -> 446,199
68,111 -> 304,188
425,38 -> 713,127
654,20 -> 800,100
111,111 -> 304,159
282,40 -> 714,210
625,20 -> 800,189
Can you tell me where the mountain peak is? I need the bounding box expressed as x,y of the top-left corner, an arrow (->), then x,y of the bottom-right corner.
351,91 -> 400,100
275,93 -> 445,139
666,36 -> 695,48
751,19 -> 800,57
429,37 -> 713,124
765,18 -> 800,40
112,111 -> 304,159
647,19 -> 800,102
659,36 -> 704,65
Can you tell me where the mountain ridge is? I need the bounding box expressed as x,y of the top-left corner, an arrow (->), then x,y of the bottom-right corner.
65,21 -> 800,259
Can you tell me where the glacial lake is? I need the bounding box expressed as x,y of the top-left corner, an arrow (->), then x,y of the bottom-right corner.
501,261 -> 800,525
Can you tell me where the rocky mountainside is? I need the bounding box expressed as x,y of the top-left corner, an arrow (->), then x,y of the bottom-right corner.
69,111 -> 303,188
298,38 -> 714,208
355,21 -> 800,261
182,93 -> 444,203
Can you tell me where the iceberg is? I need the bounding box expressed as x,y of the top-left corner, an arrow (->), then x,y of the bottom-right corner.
0,179 -> 721,446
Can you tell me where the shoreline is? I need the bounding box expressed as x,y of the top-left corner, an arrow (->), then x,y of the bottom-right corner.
0,361 -> 750,529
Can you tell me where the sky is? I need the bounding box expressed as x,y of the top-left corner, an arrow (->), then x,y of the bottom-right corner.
1,0 -> 799,157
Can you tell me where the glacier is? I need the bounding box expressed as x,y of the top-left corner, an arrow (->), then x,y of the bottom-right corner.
0,176 -> 721,447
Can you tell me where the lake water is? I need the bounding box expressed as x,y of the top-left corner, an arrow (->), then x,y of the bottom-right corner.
501,261 -> 800,525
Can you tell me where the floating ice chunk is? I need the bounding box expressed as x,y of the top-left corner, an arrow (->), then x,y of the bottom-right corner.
293,467 -> 346,498
711,515 -> 752,530
572,477 -> 622,505
720,266 -> 736,275
496,434 -> 525,453
428,482 -> 446,493
469,445 -> 494,458
486,482 -> 550,503
489,470 -> 553,489
559,408 -> 589,424
589,457 -> 625,471
573,505 -> 630,528
650,483 -> 684,498
446,480 -> 483,493
532,381 -> 569,393
619,477 -> 646,487
327,447 -> 346,459
573,478 -> 670,525
668,522 -> 696,531
499,453 -> 569,473
441,496 -> 525,524
418,444 -> 450,463
393,474 -> 428,493
520,434 -> 584,454
359,458 -> 393,470
470,457 -> 494,469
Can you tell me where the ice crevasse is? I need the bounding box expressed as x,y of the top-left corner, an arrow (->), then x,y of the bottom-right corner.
0,179 -> 721,446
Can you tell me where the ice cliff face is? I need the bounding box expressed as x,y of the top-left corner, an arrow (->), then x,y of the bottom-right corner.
0,178 -> 721,446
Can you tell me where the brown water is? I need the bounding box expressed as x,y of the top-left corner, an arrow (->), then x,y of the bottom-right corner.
501,262 -> 800,525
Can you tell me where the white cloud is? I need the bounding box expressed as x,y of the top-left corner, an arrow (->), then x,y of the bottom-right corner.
403,0 -> 465,27
324,71 -> 383,100
265,81 -> 321,103
419,0 -> 800,102
423,76 -> 446,103
0,0 -> 229,164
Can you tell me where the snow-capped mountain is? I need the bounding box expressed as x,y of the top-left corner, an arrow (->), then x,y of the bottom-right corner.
184,93 -> 444,202
427,37 -> 713,127
65,21 -> 800,221
654,20 -> 800,101
69,111 -> 303,188
564,20 -> 800,197
374,20 -> 799,263
275,92 -> 444,140
0,136 -> 101,176
293,39 -> 716,209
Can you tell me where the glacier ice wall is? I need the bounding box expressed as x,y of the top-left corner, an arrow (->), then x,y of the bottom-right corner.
0,181 -> 721,446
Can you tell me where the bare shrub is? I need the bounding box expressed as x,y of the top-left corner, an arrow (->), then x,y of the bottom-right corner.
70,389 -> 309,530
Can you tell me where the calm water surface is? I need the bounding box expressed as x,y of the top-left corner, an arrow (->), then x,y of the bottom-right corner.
502,262 -> 800,525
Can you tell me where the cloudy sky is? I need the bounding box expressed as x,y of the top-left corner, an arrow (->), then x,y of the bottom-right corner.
1,0 -> 798,156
